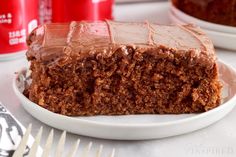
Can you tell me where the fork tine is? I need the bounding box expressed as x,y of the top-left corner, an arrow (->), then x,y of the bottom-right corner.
42,129 -> 54,157
82,142 -> 92,157
28,126 -> 43,157
110,148 -> 115,157
13,124 -> 32,157
67,139 -> 80,157
55,131 -> 66,157
14,124 -> 115,157
96,145 -> 103,157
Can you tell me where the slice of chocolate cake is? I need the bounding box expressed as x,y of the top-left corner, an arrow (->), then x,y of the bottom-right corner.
25,21 -> 221,116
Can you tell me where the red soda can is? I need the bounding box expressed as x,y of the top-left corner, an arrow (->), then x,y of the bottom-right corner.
39,0 -> 52,24
52,0 -> 113,22
0,0 -> 38,59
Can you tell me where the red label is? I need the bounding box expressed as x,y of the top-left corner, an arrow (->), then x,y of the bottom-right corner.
0,0 -> 39,54
52,0 -> 113,22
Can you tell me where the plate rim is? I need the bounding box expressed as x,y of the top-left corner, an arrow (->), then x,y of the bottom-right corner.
0,50 -> 26,61
170,3 -> 236,34
169,11 -> 236,51
169,10 -> 236,38
12,60 -> 236,128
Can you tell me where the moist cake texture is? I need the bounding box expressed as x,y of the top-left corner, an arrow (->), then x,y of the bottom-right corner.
25,21 -> 221,116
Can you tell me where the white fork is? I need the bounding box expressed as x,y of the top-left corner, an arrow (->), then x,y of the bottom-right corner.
13,124 -> 115,157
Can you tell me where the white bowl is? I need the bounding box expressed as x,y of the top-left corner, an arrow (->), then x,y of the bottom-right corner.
169,11 -> 236,51
13,61 -> 236,140
170,3 -> 236,34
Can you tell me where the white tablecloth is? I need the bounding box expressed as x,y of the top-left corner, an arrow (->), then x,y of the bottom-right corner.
0,2 -> 236,157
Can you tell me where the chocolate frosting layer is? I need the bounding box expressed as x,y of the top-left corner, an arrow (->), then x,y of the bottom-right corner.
26,21 -> 216,66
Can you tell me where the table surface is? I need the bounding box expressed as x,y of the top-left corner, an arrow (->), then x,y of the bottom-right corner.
1,2 -> 236,157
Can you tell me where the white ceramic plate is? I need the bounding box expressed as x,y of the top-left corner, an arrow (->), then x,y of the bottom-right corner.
170,3 -> 236,34
169,11 -> 236,51
13,61 -> 236,140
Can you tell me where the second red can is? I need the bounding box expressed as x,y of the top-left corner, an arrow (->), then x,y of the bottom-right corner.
52,0 -> 113,22
0,0 -> 38,55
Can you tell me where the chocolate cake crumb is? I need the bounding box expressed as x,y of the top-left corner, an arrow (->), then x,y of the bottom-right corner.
25,21 -> 221,116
